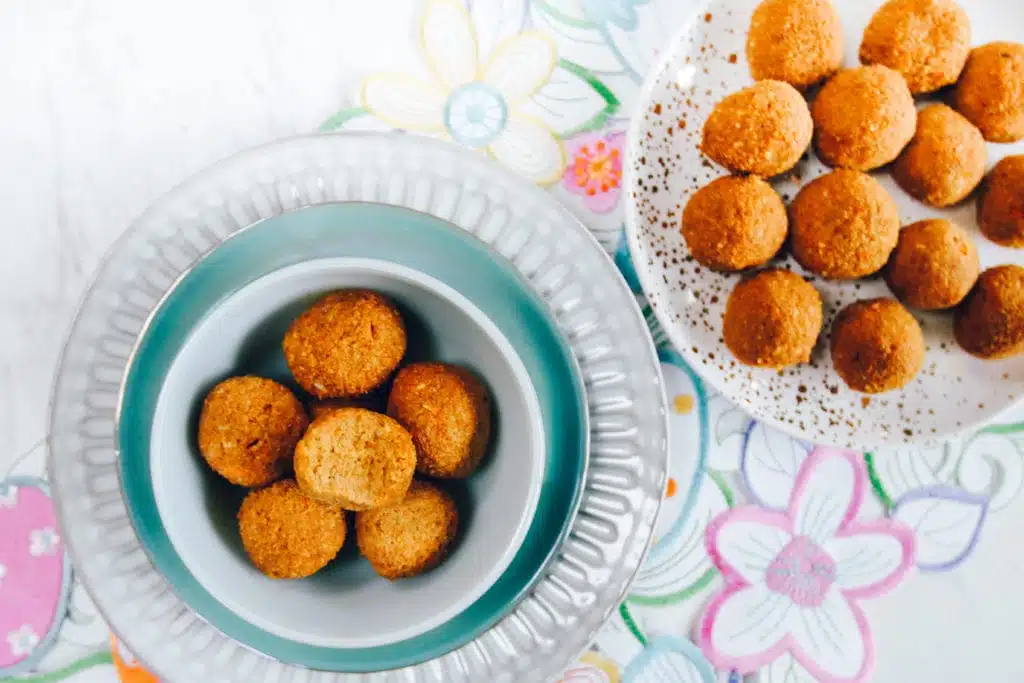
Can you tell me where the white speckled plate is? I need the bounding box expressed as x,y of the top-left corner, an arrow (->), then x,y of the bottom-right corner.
48,133 -> 668,682
626,0 -> 1024,449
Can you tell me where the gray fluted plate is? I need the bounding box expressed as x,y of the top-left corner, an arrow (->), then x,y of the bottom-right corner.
48,133 -> 669,682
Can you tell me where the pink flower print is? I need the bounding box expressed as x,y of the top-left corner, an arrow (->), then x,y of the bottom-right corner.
563,131 -> 625,214
699,448 -> 915,683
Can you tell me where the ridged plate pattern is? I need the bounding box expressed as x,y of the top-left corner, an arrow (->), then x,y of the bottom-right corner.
48,133 -> 668,682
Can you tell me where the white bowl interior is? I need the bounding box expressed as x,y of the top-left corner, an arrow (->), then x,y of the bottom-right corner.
150,257 -> 545,649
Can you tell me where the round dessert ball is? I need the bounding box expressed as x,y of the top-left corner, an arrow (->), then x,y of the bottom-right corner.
283,290 -> 406,399
680,176 -> 787,271
746,0 -> 844,90
812,66 -> 917,171
859,0 -> 971,95
884,219 -> 980,310
387,363 -> 491,479
831,299 -> 925,394
722,269 -> 823,368
978,155 -> 1024,247
789,170 -> 901,279
892,104 -> 986,207
197,376 -> 308,487
955,42 -> 1024,143
700,80 -> 813,177
356,481 -> 458,580
955,265 -> 1024,359
237,480 -> 346,579
294,407 -> 416,510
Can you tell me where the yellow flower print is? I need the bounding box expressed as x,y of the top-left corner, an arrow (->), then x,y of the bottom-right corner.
360,0 -> 565,185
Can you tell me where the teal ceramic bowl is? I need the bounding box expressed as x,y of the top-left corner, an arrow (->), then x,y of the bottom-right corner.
117,203 -> 588,672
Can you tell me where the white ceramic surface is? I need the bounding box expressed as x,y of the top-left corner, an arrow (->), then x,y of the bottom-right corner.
150,257 -> 544,649
48,132 -> 668,683
626,0 -> 1024,449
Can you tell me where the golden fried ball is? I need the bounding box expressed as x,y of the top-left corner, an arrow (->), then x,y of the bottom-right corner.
892,104 -> 987,207
812,66 -> 917,171
680,176 -> 787,271
701,80 -> 813,177
387,363 -> 491,479
955,42 -> 1024,143
955,265 -> 1024,359
859,0 -> 971,94
884,219 -> 980,310
237,480 -> 346,579
283,290 -> 406,398
723,269 -> 823,368
294,407 -> 416,510
356,481 -> 459,580
197,376 -> 308,487
790,170 -> 901,279
746,0 -> 844,90
978,155 -> 1024,248
831,299 -> 925,394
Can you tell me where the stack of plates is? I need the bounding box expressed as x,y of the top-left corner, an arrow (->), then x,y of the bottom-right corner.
47,133 -> 670,681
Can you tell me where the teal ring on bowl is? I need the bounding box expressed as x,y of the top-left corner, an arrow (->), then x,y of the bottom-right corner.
117,203 -> 589,672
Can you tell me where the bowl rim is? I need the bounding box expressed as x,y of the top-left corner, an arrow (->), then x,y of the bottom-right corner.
148,255 -> 547,649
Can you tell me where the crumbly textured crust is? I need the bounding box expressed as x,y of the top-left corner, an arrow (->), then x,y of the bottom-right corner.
356,480 -> 459,580
884,219 -> 979,310
723,269 -> 823,368
978,155 -> 1024,248
955,265 -> 1024,360
812,66 -> 916,171
237,480 -> 346,579
680,176 -> 787,272
283,290 -> 406,399
892,104 -> 986,208
789,170 -> 901,279
294,407 -> 416,510
831,299 -> 925,394
197,376 -> 308,487
700,80 -> 813,177
746,0 -> 844,90
387,363 -> 491,478
859,0 -> 971,94
955,42 -> 1024,143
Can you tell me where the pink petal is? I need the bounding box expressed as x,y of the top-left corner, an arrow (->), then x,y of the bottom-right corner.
828,519 -> 915,600
563,131 -> 603,159
790,448 -> 866,543
698,584 -> 791,673
788,591 -> 875,683
0,481 -> 67,672
582,187 -> 622,214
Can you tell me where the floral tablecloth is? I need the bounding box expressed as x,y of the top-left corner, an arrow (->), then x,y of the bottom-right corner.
4,1 -> 1024,682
